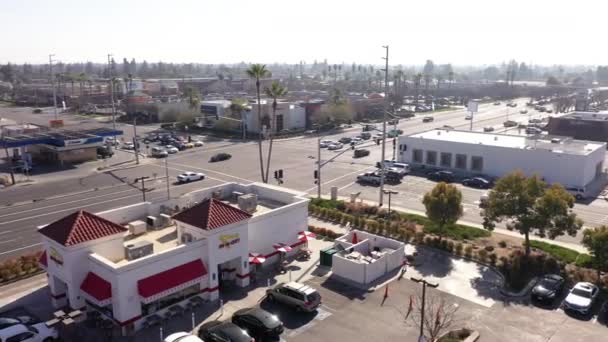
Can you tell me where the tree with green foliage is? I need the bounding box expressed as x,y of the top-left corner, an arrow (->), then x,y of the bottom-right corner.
246,64 -> 271,183
229,98 -> 249,140
582,226 -> 608,283
264,81 -> 288,183
481,171 -> 583,257
422,183 -> 463,241
546,76 -> 561,86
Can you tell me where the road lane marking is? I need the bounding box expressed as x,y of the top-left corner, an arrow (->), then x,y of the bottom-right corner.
0,230 -> 13,235
304,165 -> 375,193
0,243 -> 42,256
158,161 -> 255,183
0,239 -> 17,245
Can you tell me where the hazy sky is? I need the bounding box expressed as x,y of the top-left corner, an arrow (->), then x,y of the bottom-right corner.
1,0 -> 605,66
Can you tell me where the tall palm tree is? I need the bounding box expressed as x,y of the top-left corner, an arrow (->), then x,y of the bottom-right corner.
423,73 -> 432,104
230,98 -> 248,140
448,71 -> 454,89
414,73 -> 423,105
263,81 -> 288,183
246,64 -> 271,183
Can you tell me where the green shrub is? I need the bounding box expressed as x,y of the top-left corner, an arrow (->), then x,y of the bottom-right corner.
447,241 -> 455,253
529,240 -> 586,264
477,249 -> 488,263
489,253 -> 498,265
440,239 -> 448,251
498,240 -> 508,248
423,223 -> 490,241
455,243 -> 464,256
464,245 -> 473,258
424,237 -> 433,246
415,232 -> 426,244
485,246 -> 494,252
575,254 -> 594,268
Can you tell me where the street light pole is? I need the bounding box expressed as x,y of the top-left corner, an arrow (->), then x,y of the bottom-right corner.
411,277 -> 439,340
379,45 -> 389,206
165,157 -> 171,200
382,189 -> 398,216
107,54 -> 116,133
317,136 -> 322,199
49,54 -> 58,120
132,117 -> 140,165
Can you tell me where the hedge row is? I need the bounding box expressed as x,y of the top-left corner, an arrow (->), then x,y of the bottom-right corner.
529,240 -> 593,268
0,252 -> 43,284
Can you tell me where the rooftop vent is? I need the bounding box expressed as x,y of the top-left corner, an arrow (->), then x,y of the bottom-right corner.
238,193 -> 258,213
125,241 -> 154,261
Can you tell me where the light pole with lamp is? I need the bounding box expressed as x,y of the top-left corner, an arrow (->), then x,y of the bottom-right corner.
382,189 -> 398,216
379,45 -> 389,206
411,277 -> 439,341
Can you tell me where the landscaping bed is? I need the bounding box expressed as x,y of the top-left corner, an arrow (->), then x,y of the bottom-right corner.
0,252 -> 44,286
309,198 -> 606,292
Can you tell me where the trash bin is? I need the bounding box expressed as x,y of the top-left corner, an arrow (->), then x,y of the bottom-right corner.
320,247 -> 338,267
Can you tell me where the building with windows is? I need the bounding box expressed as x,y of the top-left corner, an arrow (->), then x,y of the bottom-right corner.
244,100 -> 306,134
546,111 -> 608,144
398,129 -> 606,189
37,182 -> 309,335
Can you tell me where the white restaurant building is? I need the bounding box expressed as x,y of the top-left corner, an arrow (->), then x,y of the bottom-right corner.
37,182 -> 309,334
398,129 -> 607,190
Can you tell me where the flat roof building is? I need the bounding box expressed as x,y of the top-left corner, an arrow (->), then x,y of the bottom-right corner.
38,182 -> 309,335
398,129 -> 606,189
546,111 -> 608,143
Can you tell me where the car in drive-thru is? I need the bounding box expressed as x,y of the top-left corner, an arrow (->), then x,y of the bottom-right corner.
198,321 -> 254,342
266,282 -> 322,312
232,307 -> 284,339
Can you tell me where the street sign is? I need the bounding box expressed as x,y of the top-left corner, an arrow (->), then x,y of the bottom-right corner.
467,100 -> 479,113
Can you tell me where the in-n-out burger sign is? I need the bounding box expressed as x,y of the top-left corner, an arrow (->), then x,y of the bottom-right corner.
219,234 -> 240,249
49,247 -> 64,265
64,138 -> 88,146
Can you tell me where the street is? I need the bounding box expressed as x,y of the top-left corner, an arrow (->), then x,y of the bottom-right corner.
1,99 -> 607,260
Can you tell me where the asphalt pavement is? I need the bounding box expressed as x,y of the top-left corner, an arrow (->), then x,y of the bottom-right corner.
1,98 -> 607,260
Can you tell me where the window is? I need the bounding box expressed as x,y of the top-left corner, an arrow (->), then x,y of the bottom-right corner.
440,152 -> 452,168
6,332 -> 35,342
276,115 -> 284,131
413,149 -> 423,163
471,156 -> 483,172
425,151 -> 437,166
400,144 -> 407,151
455,154 -> 467,169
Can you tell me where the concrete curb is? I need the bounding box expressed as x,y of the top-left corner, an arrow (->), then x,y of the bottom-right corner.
499,277 -> 539,298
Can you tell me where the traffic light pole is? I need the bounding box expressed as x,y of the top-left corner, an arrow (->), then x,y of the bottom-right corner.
317,136 -> 322,198
379,45 -> 389,207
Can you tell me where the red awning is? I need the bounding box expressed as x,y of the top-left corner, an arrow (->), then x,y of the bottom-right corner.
137,260 -> 207,300
80,272 -> 112,302
38,251 -> 47,268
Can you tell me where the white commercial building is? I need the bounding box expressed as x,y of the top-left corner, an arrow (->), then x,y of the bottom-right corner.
398,129 -> 606,189
330,230 -> 405,286
244,100 -> 306,134
37,182 -> 309,335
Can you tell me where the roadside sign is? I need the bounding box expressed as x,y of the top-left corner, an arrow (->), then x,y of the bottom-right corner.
467,100 -> 479,113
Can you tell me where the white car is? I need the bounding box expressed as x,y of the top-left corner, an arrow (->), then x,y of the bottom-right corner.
177,172 -> 205,183
193,140 -> 204,147
327,143 -> 343,150
122,142 -> 135,150
465,114 -> 473,120
351,137 -> 363,145
319,140 -> 333,148
0,323 -> 58,342
165,145 -> 179,154
563,282 -> 599,315
164,332 -> 203,342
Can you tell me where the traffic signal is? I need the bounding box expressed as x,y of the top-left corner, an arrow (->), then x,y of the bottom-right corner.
215,113 -> 219,120
314,170 -> 318,179
376,139 -> 380,145
392,138 -> 396,146
274,170 -> 279,179
278,169 -> 283,179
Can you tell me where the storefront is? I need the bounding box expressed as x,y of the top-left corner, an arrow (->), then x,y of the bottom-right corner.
37,182 -> 310,334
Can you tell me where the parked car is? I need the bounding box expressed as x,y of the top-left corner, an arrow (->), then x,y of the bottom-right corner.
353,149 -> 370,158
351,137 -> 364,145
494,102 -> 501,105
503,120 -> 518,128
483,126 -> 495,132
531,274 -> 565,303
164,332 -> 204,342
528,118 -> 542,124
327,143 -> 343,150
193,140 -> 204,147
465,114 -> 473,120
462,177 -> 491,189
319,140 -> 334,148
266,282 -> 322,312
0,318 -> 22,330
386,167 -> 406,179
387,129 -> 403,138
175,142 -> 188,151
422,116 -> 434,123
360,132 -> 372,140
97,146 -> 114,158
442,125 -> 454,130
427,170 -> 454,182
563,282 -> 599,315
105,137 -> 119,146
565,186 -> 586,200
198,321 -> 254,342
232,308 -> 284,338
122,142 -> 135,150
339,137 -> 352,144
210,153 -> 232,162
547,109 -> 553,113
526,127 -> 542,135
165,145 -> 179,154
177,172 -> 205,183
151,147 -> 168,158
520,110 -> 528,114
357,172 -> 382,186
0,323 -> 58,342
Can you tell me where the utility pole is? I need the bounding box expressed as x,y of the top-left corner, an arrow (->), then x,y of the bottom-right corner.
411,277 -> 439,341
382,189 -> 398,216
379,45 -> 389,206
134,176 -> 149,202
164,157 -> 171,200
49,54 -> 58,120
107,54 -> 116,133
317,136 -> 322,199
132,117 -> 140,165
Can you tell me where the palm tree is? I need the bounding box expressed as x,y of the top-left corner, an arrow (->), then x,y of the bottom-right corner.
414,73 -> 423,105
184,86 -> 200,113
246,64 -> 271,183
436,74 -> 444,92
448,71 -> 454,89
423,73 -> 432,104
263,81 -> 288,183
230,99 -> 249,140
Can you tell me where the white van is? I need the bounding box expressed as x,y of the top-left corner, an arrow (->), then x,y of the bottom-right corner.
378,160 -> 411,174
565,186 -> 586,200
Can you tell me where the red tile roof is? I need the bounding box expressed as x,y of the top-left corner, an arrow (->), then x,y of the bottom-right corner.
137,260 -> 207,298
38,251 -> 47,268
172,198 -> 252,230
80,272 -> 112,301
38,210 -> 128,247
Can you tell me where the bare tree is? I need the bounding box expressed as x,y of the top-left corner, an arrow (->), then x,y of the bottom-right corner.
406,294 -> 461,341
